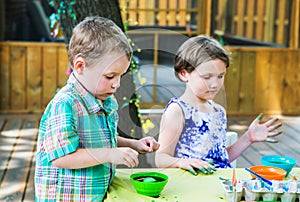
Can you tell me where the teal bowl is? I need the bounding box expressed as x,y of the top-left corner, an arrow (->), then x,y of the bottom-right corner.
130,172 -> 168,197
261,155 -> 296,176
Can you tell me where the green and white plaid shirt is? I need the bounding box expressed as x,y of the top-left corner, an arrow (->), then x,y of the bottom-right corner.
35,73 -> 118,201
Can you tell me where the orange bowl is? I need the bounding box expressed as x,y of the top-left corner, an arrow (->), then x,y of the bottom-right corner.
249,165 -> 286,180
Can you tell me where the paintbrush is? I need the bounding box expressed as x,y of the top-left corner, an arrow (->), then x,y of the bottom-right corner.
245,167 -> 272,186
232,168 -> 237,202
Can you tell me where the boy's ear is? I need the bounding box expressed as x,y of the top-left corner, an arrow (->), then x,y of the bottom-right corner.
178,70 -> 188,82
74,57 -> 86,75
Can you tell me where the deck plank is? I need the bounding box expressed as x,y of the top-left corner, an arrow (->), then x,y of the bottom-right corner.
229,115 -> 300,167
0,117 -> 39,202
22,119 -> 38,202
0,119 -> 22,180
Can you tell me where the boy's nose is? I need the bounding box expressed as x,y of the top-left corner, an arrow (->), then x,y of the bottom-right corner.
112,82 -> 120,89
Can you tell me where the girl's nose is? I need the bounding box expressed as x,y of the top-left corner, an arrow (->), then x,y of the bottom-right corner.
210,78 -> 221,88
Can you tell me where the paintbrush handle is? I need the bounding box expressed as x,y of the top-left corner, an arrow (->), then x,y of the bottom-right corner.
245,168 -> 273,186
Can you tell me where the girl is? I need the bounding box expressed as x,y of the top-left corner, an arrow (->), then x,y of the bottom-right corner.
155,35 -> 282,175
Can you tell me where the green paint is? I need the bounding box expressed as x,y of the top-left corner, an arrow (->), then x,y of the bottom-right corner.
257,113 -> 263,121
268,161 -> 289,164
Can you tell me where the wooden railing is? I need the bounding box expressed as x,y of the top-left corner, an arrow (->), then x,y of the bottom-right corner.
120,0 -> 196,27
120,0 -> 300,48
1,42 -> 300,115
212,0 -> 298,47
120,0 -> 212,35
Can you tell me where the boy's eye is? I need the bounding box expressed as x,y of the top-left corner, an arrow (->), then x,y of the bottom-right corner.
218,75 -> 224,79
202,76 -> 211,79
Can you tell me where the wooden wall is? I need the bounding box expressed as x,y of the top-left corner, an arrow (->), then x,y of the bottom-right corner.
0,42 -> 300,115
225,47 -> 300,115
0,42 -> 68,113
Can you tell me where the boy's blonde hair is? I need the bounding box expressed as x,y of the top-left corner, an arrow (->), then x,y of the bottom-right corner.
174,35 -> 231,81
68,16 -> 132,69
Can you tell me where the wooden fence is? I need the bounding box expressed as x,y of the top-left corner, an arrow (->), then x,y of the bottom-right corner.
0,42 -> 69,113
0,42 -> 299,115
225,47 -> 300,115
120,0 -> 300,48
212,0 -> 297,46
120,0 -> 200,27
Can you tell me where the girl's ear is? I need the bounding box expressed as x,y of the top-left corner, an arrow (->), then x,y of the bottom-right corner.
178,70 -> 188,82
74,57 -> 86,75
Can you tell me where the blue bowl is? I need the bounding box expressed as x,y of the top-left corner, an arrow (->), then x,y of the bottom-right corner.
261,155 -> 296,176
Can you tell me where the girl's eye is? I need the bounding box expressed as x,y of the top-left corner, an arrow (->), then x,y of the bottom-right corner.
218,75 -> 224,79
105,75 -> 114,79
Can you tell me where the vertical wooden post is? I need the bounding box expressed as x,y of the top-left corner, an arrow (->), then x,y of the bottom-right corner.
245,0 -> 254,39
139,0 -> 146,26
255,0 -> 265,40
215,0 -> 228,33
169,0 -> 177,26
276,0 -> 286,44
196,0 -> 212,35
153,33 -> 159,103
158,0 -> 167,26
0,44 -> 10,110
146,0 -> 155,25
204,0 -> 212,35
10,46 -> 26,110
236,0 -> 245,36
119,0 -> 127,24
129,0 -> 138,25
264,0 -> 275,43
289,0 -> 300,48
178,0 -> 187,26
0,0 -> 4,40
27,46 -> 42,111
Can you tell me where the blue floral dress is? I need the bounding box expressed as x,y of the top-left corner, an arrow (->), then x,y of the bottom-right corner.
165,97 -> 231,168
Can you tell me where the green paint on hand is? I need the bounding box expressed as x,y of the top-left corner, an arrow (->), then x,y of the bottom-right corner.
257,113 -> 263,121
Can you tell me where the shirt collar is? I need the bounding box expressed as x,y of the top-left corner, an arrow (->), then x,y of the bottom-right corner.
67,73 -> 118,114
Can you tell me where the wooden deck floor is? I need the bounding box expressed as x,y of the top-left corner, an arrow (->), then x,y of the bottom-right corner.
0,113 -> 299,201
0,114 -> 39,202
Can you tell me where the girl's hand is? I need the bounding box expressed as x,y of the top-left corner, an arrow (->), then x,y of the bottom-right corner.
247,113 -> 282,143
135,136 -> 160,153
109,148 -> 139,167
177,158 -> 216,176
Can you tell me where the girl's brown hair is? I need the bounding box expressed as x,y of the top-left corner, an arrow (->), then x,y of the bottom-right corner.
174,35 -> 231,81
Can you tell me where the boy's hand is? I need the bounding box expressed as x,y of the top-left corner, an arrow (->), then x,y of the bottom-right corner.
247,113 -> 282,143
109,148 -> 139,167
136,136 -> 160,153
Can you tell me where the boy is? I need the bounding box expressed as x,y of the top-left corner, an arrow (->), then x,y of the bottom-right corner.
35,16 -> 159,201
